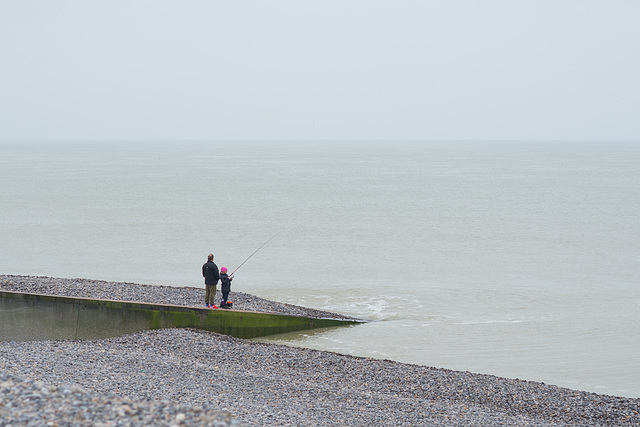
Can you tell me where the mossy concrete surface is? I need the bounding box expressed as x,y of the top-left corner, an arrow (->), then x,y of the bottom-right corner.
0,291 -> 360,341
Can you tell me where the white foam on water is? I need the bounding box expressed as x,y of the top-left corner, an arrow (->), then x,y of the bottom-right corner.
454,319 -> 525,325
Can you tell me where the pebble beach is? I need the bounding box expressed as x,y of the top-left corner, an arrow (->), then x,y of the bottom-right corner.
1,275 -> 639,426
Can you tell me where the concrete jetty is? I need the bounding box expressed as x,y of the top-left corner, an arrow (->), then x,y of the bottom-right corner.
0,290 -> 362,341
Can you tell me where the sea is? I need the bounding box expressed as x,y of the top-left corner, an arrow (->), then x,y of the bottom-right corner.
1,140 -> 639,398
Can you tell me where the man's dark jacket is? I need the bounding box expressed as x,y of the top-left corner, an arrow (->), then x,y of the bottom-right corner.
202,260 -> 220,285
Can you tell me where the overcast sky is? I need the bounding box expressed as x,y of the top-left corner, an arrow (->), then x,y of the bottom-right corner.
1,1 -> 639,141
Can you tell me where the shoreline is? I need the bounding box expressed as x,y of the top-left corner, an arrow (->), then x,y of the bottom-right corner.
1,275 -> 639,426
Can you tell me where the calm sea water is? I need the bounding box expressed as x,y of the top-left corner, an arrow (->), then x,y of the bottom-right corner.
1,140 -> 639,398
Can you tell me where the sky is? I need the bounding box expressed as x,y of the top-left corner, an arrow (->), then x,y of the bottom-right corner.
1,1 -> 639,142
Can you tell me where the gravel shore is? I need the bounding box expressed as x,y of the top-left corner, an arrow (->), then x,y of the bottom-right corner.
0,275 -> 358,321
1,275 -> 639,426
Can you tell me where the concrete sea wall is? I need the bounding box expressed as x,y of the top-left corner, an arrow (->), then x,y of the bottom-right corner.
0,290 -> 360,341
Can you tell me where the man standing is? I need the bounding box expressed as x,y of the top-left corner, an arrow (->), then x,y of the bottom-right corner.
202,253 -> 220,309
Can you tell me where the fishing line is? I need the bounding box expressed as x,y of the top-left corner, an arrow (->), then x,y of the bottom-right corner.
230,231 -> 281,278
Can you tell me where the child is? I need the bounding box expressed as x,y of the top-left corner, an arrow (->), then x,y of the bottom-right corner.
219,267 -> 233,309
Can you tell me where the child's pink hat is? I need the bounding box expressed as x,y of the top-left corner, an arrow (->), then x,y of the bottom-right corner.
221,267 -> 227,273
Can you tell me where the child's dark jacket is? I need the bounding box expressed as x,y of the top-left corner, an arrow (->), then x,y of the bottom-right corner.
220,273 -> 232,293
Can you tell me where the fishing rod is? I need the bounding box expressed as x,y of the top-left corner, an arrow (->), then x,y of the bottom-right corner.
230,231 -> 281,278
